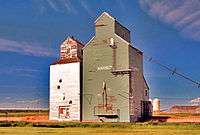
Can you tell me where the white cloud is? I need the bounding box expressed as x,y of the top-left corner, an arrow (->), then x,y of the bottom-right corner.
79,0 -> 92,16
33,0 -> 94,15
46,0 -> 60,12
5,97 -> 11,100
0,68 -> 43,77
0,38 -> 55,57
190,97 -> 200,103
16,99 -> 40,104
189,97 -> 200,105
139,0 -> 200,41
62,0 -> 77,14
34,0 -> 77,14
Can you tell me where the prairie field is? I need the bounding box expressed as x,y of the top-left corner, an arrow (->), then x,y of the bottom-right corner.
0,111 -> 200,135
0,122 -> 200,135
1,110 -> 200,123
0,125 -> 200,135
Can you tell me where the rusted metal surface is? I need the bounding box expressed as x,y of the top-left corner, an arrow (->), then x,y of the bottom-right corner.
51,57 -> 81,65
60,36 -> 83,60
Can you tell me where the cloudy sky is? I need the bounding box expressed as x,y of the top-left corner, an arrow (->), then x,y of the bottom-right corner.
0,0 -> 199,109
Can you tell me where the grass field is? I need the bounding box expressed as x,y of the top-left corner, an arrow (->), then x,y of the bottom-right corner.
0,111 -> 200,134
0,125 -> 200,135
0,123 -> 200,135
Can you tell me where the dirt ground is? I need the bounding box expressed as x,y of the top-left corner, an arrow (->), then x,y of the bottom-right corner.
152,112 -> 200,123
152,115 -> 200,123
0,115 -> 49,122
1,113 -> 200,123
166,115 -> 200,123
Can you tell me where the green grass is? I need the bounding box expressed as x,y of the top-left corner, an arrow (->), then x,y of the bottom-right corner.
0,122 -> 200,135
1,121 -> 200,128
0,125 -> 200,135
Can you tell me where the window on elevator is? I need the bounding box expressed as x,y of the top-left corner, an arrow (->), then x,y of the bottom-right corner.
59,79 -> 62,83
145,89 -> 148,96
69,100 -> 72,104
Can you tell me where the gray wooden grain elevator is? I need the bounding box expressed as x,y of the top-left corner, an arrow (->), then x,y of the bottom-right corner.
82,12 -> 152,122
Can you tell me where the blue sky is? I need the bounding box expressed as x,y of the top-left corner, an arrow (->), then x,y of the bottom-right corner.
0,0 -> 199,109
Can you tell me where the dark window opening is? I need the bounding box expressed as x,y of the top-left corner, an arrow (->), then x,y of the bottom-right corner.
57,85 -> 60,89
71,45 -> 76,49
145,89 -> 148,96
69,100 -> 72,104
59,79 -> 62,83
66,48 -> 70,53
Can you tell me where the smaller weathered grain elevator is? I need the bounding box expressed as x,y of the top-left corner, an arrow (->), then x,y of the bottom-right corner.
49,37 -> 83,121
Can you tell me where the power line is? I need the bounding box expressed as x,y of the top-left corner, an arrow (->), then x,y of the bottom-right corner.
142,54 -> 200,88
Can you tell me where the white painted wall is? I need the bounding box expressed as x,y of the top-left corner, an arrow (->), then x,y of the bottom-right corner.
49,62 -> 81,121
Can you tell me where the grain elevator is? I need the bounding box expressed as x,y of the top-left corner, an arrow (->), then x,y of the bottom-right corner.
49,37 -> 83,121
49,12 -> 152,122
83,12 -> 151,122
